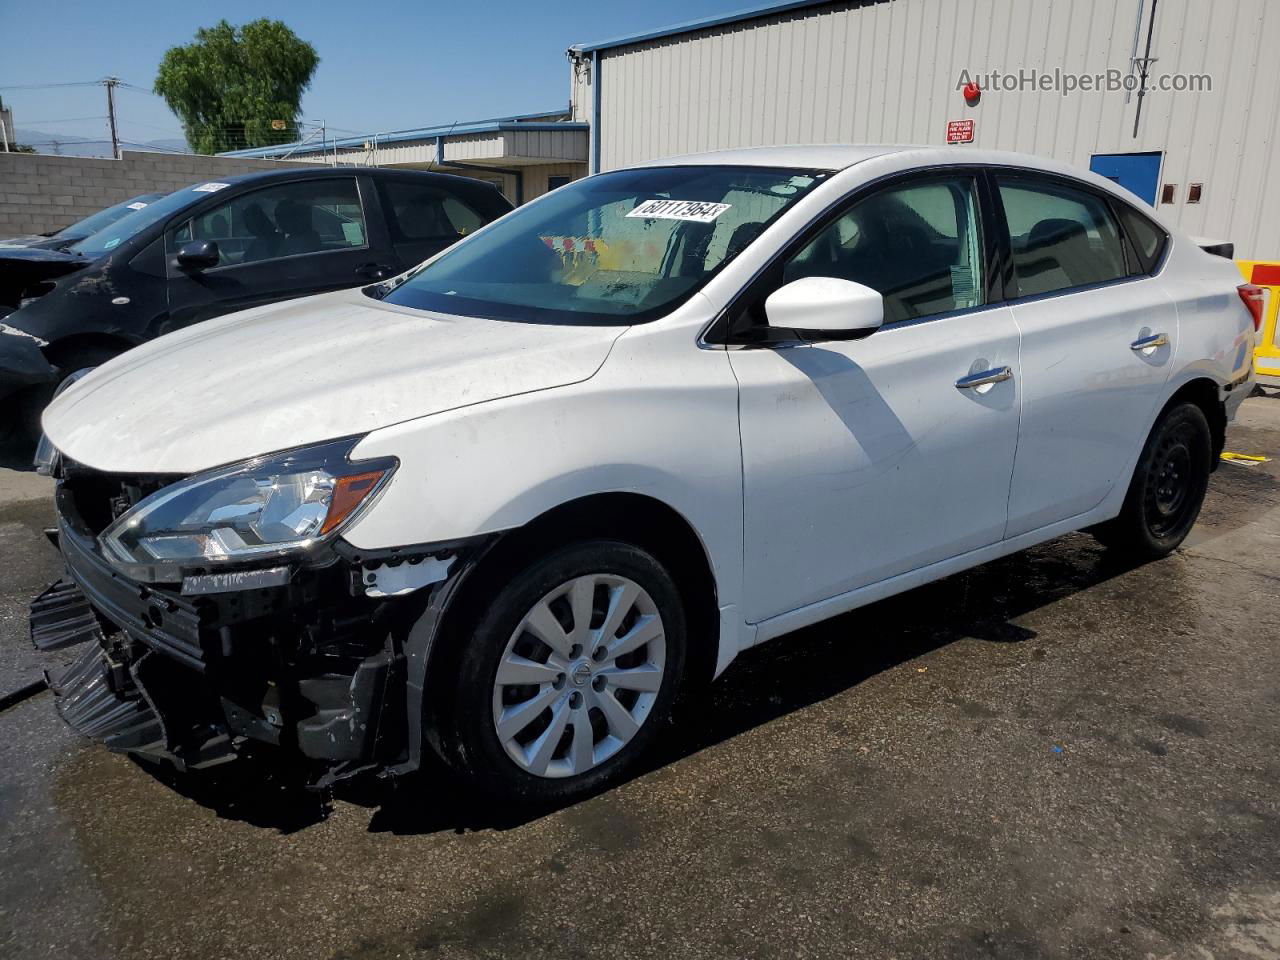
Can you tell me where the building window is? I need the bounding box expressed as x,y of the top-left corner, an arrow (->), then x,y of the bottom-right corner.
546,176 -> 572,192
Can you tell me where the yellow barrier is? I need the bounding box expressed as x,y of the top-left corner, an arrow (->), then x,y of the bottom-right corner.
1237,260 -> 1280,383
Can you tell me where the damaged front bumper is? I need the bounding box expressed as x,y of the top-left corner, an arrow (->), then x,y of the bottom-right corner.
32,480 -> 485,787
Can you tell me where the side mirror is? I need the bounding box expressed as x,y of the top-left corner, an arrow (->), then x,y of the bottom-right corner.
764,276 -> 884,341
176,239 -> 220,271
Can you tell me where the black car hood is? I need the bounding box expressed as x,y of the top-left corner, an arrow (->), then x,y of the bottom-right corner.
0,247 -> 89,311
0,234 -> 74,252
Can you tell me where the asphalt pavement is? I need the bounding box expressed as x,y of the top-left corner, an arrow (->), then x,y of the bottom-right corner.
1,396 -> 1278,960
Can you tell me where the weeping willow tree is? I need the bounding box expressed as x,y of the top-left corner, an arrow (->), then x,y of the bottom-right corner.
154,19 -> 319,155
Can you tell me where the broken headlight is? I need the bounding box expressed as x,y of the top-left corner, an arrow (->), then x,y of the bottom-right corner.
99,437 -> 396,579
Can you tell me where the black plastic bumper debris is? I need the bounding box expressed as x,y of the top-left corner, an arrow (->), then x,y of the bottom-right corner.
30,578 -> 103,651
48,645 -> 166,755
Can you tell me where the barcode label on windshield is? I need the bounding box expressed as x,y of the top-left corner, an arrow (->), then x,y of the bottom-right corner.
627,199 -> 732,223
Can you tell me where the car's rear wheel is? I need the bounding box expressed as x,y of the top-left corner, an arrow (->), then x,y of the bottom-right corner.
1093,401 -> 1212,560
435,540 -> 686,803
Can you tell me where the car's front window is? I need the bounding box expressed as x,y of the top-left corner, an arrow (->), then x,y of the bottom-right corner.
376,165 -> 828,325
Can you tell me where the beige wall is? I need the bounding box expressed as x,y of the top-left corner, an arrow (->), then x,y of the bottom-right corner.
0,150 -> 313,237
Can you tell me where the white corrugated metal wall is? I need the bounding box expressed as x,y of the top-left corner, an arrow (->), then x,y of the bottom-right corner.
579,0 -> 1280,257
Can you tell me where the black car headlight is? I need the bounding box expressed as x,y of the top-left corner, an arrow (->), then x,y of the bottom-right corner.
99,437 -> 396,579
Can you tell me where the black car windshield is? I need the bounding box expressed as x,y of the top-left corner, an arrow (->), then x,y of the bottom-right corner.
54,193 -> 165,240
69,181 -> 238,259
377,165 -> 827,324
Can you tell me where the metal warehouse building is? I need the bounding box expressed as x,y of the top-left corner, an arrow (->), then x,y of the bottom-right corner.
566,0 -> 1280,258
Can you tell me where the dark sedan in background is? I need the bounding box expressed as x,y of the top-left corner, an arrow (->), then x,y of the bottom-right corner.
1,168 -> 513,439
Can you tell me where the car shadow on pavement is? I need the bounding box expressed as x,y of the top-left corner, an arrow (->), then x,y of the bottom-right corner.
122,533 -> 1144,836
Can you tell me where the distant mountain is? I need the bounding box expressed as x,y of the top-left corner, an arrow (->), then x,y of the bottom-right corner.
12,128 -> 192,157
142,138 -> 191,155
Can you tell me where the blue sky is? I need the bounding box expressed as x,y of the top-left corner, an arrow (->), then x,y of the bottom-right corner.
0,0 -> 741,150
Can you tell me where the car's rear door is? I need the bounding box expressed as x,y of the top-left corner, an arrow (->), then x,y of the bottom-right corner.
730,170 -> 1022,625
160,176 -> 387,336
993,172 -> 1179,538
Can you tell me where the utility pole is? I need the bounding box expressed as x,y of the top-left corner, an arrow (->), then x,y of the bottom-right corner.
103,76 -> 120,159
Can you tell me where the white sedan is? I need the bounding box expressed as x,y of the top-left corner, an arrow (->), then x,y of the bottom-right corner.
36,146 -> 1260,802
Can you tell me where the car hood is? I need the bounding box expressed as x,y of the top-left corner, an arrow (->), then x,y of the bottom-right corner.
0,235 -> 50,248
43,287 -> 627,474
0,247 -> 90,313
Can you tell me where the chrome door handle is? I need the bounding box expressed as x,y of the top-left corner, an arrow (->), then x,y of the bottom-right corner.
1130,333 -> 1169,351
955,366 -> 1013,389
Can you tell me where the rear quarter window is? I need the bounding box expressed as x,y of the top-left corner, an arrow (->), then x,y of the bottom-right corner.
1114,203 -> 1168,275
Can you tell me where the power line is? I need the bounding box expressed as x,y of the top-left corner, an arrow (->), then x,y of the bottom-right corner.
0,81 -> 103,91
115,82 -> 159,96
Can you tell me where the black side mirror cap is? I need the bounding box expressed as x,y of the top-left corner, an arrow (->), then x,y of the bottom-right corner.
176,239 -> 220,270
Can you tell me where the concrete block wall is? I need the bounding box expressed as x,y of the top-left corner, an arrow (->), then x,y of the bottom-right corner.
0,150 -> 317,237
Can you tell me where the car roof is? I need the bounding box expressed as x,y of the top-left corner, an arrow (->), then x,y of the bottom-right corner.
634,144 -> 1097,178
195,166 -> 503,191
635,144 -> 918,170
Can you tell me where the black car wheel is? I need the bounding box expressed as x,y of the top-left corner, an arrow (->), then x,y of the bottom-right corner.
1093,401 -> 1212,560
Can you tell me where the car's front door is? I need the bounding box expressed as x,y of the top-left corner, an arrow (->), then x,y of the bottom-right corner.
729,172 -> 1022,625
160,176 -> 387,336
993,173 -> 1179,538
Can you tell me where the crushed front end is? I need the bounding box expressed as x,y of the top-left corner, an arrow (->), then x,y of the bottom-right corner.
31,455 -> 473,787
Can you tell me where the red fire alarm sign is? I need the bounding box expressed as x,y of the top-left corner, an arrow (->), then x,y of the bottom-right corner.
946,119 -> 975,144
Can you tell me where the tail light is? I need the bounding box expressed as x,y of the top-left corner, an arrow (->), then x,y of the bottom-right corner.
1238,284 -> 1265,332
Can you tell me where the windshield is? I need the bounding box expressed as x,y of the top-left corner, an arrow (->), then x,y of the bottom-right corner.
69,181 -> 240,259
54,193 -> 165,240
377,165 -> 827,324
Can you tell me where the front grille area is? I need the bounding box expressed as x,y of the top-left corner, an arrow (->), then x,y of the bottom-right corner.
58,458 -> 181,535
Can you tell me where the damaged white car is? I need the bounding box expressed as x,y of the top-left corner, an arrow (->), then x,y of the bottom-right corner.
32,146 -> 1258,802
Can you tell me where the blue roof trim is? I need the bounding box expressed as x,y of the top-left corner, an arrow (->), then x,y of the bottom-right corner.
571,0 -> 836,53
220,110 -> 586,159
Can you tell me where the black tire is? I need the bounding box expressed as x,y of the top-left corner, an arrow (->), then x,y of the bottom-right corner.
1093,401 -> 1212,561
433,539 -> 687,803
21,343 -> 122,442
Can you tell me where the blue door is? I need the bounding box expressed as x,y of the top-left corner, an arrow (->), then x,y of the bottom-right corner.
1089,152 -> 1162,205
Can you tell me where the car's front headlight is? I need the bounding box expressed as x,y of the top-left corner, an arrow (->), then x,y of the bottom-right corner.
99,437 -> 396,580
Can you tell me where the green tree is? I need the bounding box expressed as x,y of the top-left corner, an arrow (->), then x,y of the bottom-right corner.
154,19 -> 319,155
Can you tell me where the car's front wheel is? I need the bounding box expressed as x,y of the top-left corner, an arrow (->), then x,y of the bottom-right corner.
1093,401 -> 1212,560
436,539 -> 687,803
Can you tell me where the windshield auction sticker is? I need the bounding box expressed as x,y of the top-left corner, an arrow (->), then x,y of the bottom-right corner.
192,182 -> 230,193
628,199 -> 732,223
